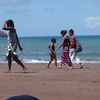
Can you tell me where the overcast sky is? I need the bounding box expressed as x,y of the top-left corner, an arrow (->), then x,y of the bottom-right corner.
0,0 -> 100,36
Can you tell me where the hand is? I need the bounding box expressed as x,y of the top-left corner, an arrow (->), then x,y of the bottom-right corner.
19,46 -> 23,51
3,21 -> 7,29
56,48 -> 59,52
54,51 -> 56,54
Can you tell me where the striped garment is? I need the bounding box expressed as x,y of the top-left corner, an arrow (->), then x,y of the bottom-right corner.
7,29 -> 18,53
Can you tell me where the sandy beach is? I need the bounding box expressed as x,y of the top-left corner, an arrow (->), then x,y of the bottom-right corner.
0,63 -> 100,100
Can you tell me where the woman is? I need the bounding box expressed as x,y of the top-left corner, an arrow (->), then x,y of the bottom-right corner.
57,30 -> 73,69
3,19 -> 27,72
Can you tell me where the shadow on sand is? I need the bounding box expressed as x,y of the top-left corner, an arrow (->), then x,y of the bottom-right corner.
6,95 -> 39,100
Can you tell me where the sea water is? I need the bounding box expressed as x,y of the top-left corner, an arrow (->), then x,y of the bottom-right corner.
0,35 -> 100,63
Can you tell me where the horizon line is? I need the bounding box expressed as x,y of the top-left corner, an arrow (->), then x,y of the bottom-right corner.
18,34 -> 100,38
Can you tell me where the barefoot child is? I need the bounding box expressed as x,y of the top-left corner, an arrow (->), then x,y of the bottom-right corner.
47,38 -> 57,68
3,19 -> 27,72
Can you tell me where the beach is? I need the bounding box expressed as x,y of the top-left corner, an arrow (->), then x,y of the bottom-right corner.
0,63 -> 100,100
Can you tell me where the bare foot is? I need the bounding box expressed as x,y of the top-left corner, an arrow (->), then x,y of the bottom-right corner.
6,70 -> 11,73
80,65 -> 83,69
57,66 -> 61,69
47,65 -> 49,68
23,67 -> 27,73
67,66 -> 73,69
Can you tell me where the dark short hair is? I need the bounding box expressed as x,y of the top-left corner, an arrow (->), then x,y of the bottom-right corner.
7,19 -> 14,27
64,30 -> 67,34
61,30 -> 66,35
69,29 -> 74,35
51,38 -> 56,43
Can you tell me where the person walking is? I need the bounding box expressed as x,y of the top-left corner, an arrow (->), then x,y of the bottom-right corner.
47,38 -> 57,68
57,30 -> 73,69
69,29 -> 83,69
3,19 -> 27,72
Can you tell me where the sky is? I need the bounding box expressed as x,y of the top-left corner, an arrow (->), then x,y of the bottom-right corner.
0,0 -> 100,37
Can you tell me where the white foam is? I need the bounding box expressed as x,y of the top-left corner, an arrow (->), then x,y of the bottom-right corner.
21,59 -> 100,64
23,59 -> 49,63
0,59 -> 100,64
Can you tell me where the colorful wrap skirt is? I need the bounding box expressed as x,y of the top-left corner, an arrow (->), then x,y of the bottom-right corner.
61,46 -> 72,66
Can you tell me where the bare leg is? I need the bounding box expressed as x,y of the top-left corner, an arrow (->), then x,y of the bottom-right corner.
67,64 -> 73,69
79,63 -> 83,69
54,55 -> 57,68
57,63 -> 62,69
54,59 -> 57,67
13,54 -> 26,71
67,60 -> 73,69
7,52 -> 12,73
47,54 -> 53,68
47,59 -> 53,68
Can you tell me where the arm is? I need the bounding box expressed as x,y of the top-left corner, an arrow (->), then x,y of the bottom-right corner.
57,37 -> 65,51
49,44 -> 55,54
16,33 -> 23,51
2,21 -> 9,30
70,36 -> 76,47
56,43 -> 63,51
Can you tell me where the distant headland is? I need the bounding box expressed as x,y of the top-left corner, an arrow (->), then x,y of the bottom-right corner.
0,30 -> 7,37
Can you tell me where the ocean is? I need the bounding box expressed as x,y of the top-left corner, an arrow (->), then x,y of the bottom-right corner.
0,35 -> 100,63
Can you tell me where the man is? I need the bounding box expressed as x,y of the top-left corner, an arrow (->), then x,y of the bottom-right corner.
69,29 -> 83,69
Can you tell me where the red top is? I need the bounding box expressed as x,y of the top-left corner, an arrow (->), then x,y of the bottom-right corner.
70,35 -> 76,48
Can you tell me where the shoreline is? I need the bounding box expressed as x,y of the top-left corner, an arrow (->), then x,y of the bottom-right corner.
0,60 -> 100,64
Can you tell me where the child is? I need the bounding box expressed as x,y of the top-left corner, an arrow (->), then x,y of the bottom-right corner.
47,38 -> 57,68
3,19 -> 27,73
